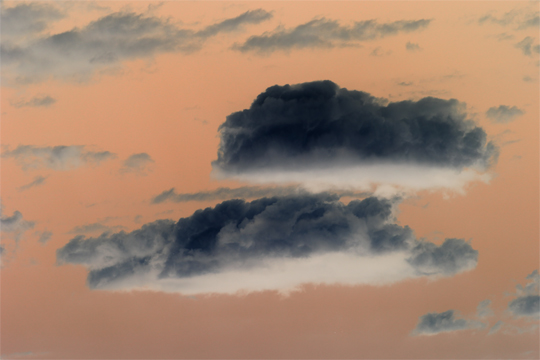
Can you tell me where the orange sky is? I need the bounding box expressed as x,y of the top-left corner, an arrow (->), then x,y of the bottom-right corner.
1,1 -> 539,359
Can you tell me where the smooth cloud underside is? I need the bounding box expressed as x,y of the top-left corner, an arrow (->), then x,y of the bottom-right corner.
2,145 -> 116,171
213,80 -> 498,194
57,195 -> 478,295
1,5 -> 272,83
233,18 -> 431,53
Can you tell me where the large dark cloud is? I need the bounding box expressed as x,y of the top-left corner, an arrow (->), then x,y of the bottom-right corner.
2,8 -> 272,83
233,18 -> 431,53
413,310 -> 473,335
213,80 -> 497,179
57,195 -> 478,293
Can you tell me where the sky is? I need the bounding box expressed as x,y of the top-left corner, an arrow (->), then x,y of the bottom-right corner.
0,1 -> 539,359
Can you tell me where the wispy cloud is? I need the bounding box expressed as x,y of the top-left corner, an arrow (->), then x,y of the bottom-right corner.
486,105 -> 524,123
10,95 -> 56,108
18,176 -> 47,191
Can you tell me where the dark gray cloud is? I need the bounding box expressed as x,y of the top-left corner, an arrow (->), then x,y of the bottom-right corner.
2,145 -> 116,170
515,36 -> 540,56
57,195 -> 477,293
151,186 -> 368,204
120,153 -> 154,175
10,95 -> 56,108
233,18 -> 431,53
18,175 -> 47,192
2,8 -> 272,83
37,230 -> 53,244
405,41 -> 421,51
413,310 -> 471,335
486,105 -> 524,123
1,3 -> 64,40
214,80 -> 497,175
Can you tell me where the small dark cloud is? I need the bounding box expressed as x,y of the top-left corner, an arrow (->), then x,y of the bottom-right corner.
1,207 -> 35,241
488,320 -> 504,335
2,145 -> 116,171
515,36 -> 540,56
57,195 -> 478,293
2,8 -> 272,84
37,230 -> 53,244
214,80 -> 497,174
120,153 -> 154,175
486,105 -> 524,123
405,41 -> 421,51
370,47 -> 391,57
233,18 -> 431,53
413,310 -> 472,335
508,270 -> 540,318
10,95 -> 56,108
18,176 -> 47,191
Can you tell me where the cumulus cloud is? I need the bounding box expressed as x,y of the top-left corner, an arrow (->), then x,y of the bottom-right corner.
508,270 -> 540,318
515,36 -> 540,56
486,105 -> 524,123
2,145 -> 116,170
233,18 -> 431,53
413,310 -> 475,335
57,195 -> 477,294
120,153 -> 154,175
2,8 -> 272,83
10,95 -> 56,108
212,80 -> 497,195
151,186 -> 367,204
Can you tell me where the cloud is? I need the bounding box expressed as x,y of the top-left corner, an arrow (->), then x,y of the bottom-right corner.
477,299 -> 494,318
18,175 -> 47,191
120,153 -> 154,175
2,145 -> 116,170
515,36 -> 540,56
212,80 -> 497,195
1,207 -> 35,242
508,270 -> 540,318
478,10 -> 539,30
57,195 -> 478,294
10,95 -> 56,108
405,41 -> 421,51
486,105 -> 524,123
413,310 -> 476,335
37,230 -> 53,244
233,18 -> 431,53
488,320 -> 504,335
0,2 -> 64,40
151,186 -> 368,204
69,222 -> 126,235
2,8 -> 272,84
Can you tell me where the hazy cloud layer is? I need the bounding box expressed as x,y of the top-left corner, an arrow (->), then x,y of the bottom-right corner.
57,195 -> 477,294
213,80 -> 497,194
486,105 -> 524,123
2,7 -> 272,83
151,186 -> 368,204
478,10 -> 539,30
10,95 -> 56,108
413,310 -> 474,335
18,175 -> 47,191
120,153 -> 154,175
233,18 -> 431,53
2,145 -> 116,170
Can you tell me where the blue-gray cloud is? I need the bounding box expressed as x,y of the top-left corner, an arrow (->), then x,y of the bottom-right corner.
57,195 -> 478,293
486,105 -> 524,123
1,2 -> 64,40
405,41 -> 421,51
120,153 -> 154,175
18,175 -> 47,191
214,80 -> 497,175
413,310 -> 473,335
233,18 -> 431,53
508,270 -> 540,318
10,95 -> 56,108
2,145 -> 116,170
515,36 -> 540,56
2,8 -> 272,84
1,208 -> 35,242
